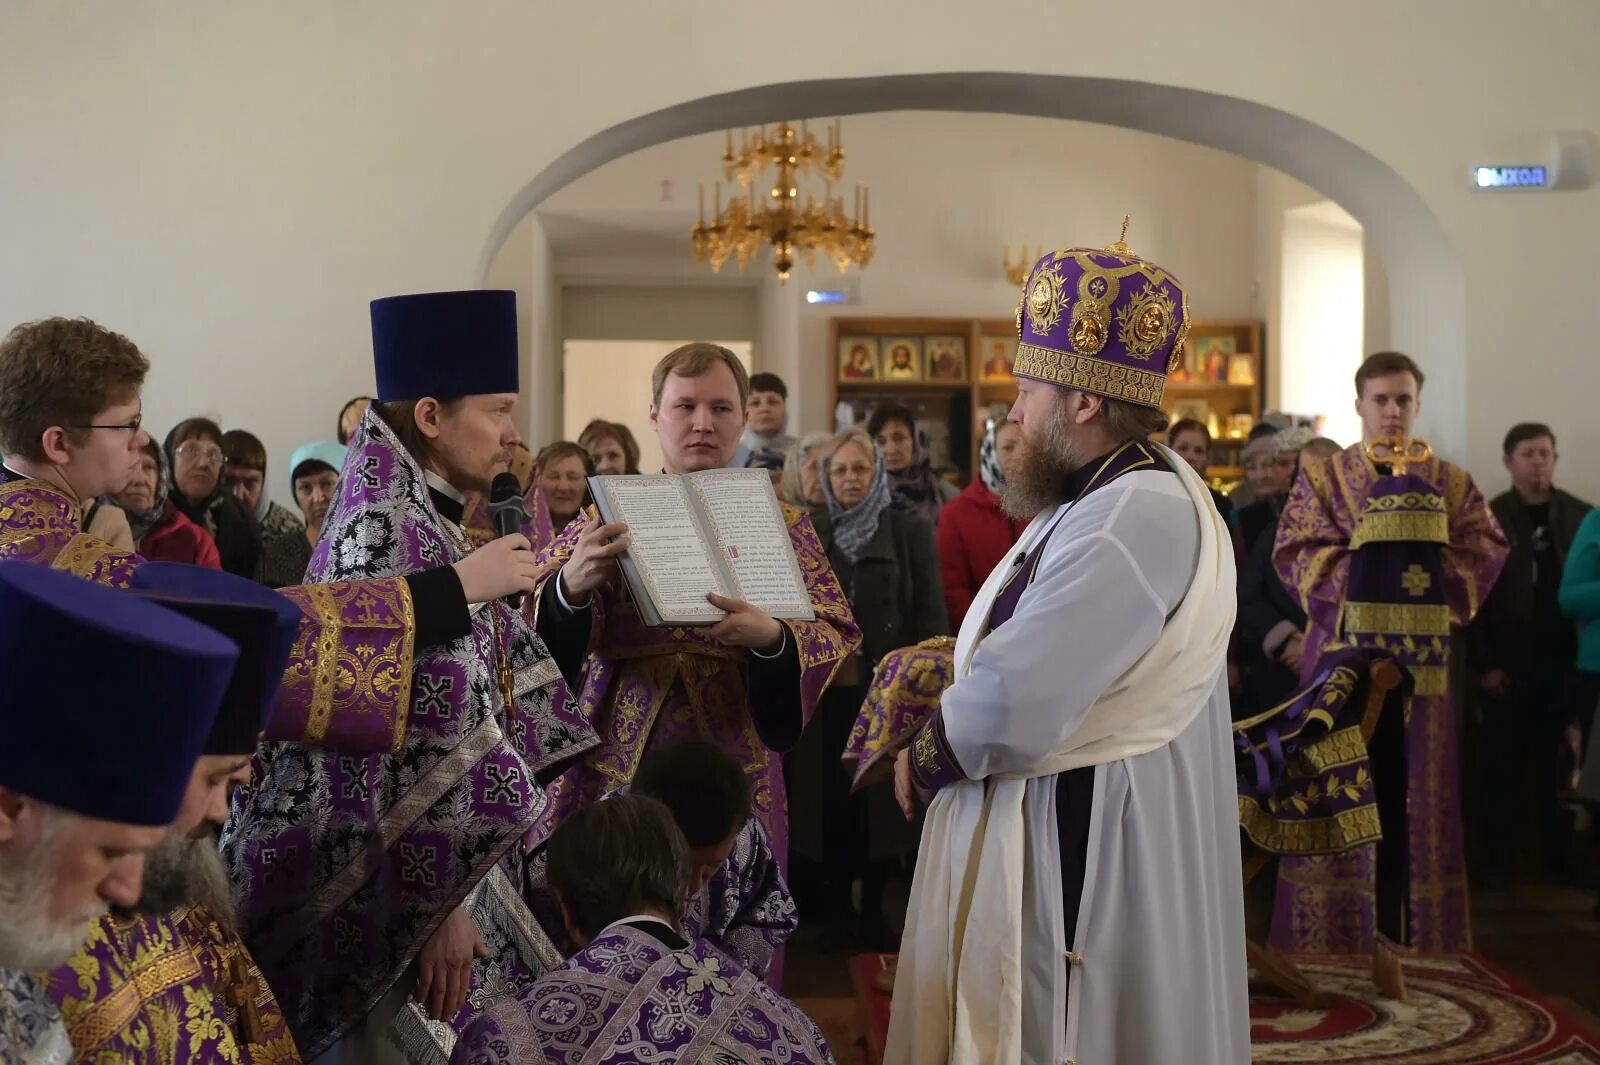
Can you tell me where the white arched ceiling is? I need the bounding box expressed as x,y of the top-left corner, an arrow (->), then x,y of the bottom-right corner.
482,72 -> 1463,455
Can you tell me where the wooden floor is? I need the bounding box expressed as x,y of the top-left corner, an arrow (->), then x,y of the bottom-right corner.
786,882 -> 1600,1063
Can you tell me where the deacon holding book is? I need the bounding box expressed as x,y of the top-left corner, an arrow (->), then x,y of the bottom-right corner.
531,342 -> 861,863
224,291 -> 599,1063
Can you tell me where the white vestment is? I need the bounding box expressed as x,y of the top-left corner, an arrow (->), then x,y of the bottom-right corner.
887,446 -> 1250,1065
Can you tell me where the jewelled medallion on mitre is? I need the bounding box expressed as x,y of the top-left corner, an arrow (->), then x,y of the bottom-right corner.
1115,281 -> 1178,362
1026,262 -> 1069,335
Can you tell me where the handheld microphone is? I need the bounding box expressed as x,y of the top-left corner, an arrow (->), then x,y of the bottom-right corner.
487,473 -> 530,607
487,473 -> 528,540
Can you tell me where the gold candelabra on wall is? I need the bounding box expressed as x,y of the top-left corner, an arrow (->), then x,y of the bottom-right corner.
1003,245 -> 1039,287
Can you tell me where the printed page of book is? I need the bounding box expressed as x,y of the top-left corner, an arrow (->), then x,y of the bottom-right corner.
590,475 -> 732,625
687,468 -> 815,621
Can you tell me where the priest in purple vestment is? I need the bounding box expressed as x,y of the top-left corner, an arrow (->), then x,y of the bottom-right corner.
44,563 -> 307,1064
0,562 -> 240,1065
529,343 -> 860,868
223,291 -> 600,1062
1272,351 -> 1507,956
450,793 -> 834,1065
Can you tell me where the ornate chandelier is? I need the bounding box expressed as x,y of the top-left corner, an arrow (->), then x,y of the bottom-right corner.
691,120 -> 875,283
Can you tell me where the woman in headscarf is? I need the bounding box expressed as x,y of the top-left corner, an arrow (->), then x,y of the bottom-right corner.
110,437 -> 222,567
163,417 -> 260,577
935,418 -> 1028,631
779,431 -> 833,511
787,427 -> 948,949
867,403 -> 957,527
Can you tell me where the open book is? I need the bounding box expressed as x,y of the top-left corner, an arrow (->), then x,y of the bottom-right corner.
588,468 -> 816,627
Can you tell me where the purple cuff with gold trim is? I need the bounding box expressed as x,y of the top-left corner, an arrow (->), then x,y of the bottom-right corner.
910,711 -> 968,793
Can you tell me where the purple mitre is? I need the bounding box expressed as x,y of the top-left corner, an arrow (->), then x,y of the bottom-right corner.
1014,225 -> 1190,410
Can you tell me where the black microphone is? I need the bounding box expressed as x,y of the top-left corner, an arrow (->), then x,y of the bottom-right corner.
488,472 -> 528,540
487,473 -> 530,607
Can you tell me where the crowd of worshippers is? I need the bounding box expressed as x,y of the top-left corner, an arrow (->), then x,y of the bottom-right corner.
3,297 -> 1600,1065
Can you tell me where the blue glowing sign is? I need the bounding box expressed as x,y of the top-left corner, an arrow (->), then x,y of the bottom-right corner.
805,289 -> 846,304
1474,166 -> 1548,189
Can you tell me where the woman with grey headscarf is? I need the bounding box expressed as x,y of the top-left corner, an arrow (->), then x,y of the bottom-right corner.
1236,425 -> 1312,555
779,431 -> 833,510
786,426 -> 948,949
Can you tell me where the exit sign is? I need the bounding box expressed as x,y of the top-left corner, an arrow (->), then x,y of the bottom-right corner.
1473,165 -> 1549,189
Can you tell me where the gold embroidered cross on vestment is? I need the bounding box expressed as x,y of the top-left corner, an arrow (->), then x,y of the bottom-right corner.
1402,565 -> 1433,598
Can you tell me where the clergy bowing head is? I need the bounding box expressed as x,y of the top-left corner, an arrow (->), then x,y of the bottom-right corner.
633,739 -> 752,899
368,289 -> 524,495
0,562 -> 240,970
124,563 -> 300,925
0,315 -> 153,501
547,793 -> 692,950
1004,233 -> 1189,518
649,342 -> 751,474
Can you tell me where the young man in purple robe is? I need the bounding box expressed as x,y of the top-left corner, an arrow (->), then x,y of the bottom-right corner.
0,561 -> 242,1065
450,793 -> 834,1065
1272,352 -> 1508,958
531,343 -> 861,868
223,291 -> 600,1063
42,563 -> 307,1064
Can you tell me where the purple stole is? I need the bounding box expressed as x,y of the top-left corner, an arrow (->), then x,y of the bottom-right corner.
224,411 -> 599,1058
42,905 -> 302,1064
447,927 -> 835,1065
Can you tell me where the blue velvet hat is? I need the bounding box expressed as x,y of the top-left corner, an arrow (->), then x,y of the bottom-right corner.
0,562 -> 239,826
370,289 -> 520,402
129,563 -> 302,755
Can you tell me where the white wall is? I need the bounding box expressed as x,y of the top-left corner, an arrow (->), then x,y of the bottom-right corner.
544,111 -> 1263,436
3,2 -> 1599,495
1280,202 -> 1365,446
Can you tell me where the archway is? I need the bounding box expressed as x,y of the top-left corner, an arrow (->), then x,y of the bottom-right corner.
482,72 -> 1464,455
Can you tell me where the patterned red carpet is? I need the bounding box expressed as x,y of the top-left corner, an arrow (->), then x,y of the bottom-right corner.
1251,954 -> 1600,1063
839,953 -> 1600,1064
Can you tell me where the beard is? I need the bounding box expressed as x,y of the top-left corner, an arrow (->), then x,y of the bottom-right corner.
115,830 -> 237,932
1000,401 -> 1085,520
0,819 -> 105,970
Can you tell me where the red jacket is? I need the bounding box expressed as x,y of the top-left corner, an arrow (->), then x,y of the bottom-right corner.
138,502 -> 223,569
936,479 -> 1027,632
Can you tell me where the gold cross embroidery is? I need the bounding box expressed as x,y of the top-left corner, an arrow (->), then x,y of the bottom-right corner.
1402,564 -> 1433,598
